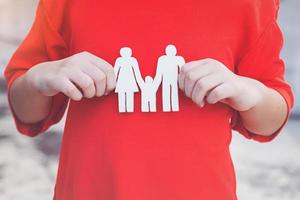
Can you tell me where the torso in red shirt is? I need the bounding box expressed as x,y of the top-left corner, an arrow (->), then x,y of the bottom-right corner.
57,1 -> 249,199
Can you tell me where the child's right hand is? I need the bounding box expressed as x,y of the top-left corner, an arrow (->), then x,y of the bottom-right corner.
25,51 -> 116,101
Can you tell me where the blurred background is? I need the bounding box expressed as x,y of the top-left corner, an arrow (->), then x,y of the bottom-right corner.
0,0 -> 299,199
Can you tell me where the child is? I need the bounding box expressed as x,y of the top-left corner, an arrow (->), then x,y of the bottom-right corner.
4,0 -> 294,200
140,76 -> 157,112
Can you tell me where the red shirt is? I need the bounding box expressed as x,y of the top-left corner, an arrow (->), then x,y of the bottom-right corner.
4,0 -> 294,199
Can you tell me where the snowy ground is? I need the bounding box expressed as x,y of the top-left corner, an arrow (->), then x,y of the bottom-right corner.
0,0 -> 300,200
232,122 -> 300,200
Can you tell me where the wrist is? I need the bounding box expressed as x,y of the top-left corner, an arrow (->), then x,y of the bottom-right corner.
232,76 -> 267,111
23,70 -> 41,96
9,71 -> 53,124
245,77 -> 267,104
24,70 -> 55,105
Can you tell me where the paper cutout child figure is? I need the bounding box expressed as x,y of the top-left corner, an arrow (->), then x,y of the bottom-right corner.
139,76 -> 158,112
153,44 -> 185,112
114,47 -> 143,113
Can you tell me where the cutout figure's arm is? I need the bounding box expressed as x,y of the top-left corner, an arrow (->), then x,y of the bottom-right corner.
138,76 -> 145,91
131,58 -> 144,89
177,56 -> 186,72
114,58 -> 121,80
153,58 -> 163,91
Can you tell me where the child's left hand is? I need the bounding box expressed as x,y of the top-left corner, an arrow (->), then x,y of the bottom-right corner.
179,58 -> 266,112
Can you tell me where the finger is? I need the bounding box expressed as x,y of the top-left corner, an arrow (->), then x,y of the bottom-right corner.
206,83 -> 234,104
183,65 -> 216,97
179,59 -> 213,91
80,64 -> 107,97
51,78 -> 83,101
191,73 -> 224,106
67,70 -> 96,98
180,59 -> 210,74
83,52 -> 116,92
179,61 -> 198,91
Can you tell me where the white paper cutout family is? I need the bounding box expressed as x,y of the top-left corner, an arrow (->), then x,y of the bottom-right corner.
114,44 -> 185,113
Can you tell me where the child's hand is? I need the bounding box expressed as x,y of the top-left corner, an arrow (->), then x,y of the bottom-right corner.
25,51 -> 116,101
179,58 -> 265,111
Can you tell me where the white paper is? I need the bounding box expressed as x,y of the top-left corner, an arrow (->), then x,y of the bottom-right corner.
114,45 -> 185,113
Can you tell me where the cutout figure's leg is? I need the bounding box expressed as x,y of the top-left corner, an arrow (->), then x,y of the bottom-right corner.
142,96 -> 148,112
171,83 -> 179,112
147,101 -> 151,112
126,92 -> 134,112
162,83 -> 171,112
150,96 -> 156,112
118,92 -> 126,113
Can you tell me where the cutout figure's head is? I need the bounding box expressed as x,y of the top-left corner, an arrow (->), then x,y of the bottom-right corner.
120,47 -> 132,58
145,76 -> 153,84
165,44 -> 177,56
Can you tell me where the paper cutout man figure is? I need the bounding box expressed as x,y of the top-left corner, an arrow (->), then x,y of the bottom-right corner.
114,47 -> 143,112
140,76 -> 158,112
153,44 -> 185,112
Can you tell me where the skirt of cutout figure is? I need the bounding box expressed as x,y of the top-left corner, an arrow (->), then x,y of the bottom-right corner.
115,66 -> 139,93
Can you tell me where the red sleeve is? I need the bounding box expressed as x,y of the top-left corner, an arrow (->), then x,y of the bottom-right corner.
4,0 -> 69,137
232,18 -> 295,143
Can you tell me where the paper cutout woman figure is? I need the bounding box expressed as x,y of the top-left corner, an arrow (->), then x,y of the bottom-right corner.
114,47 -> 143,112
153,44 -> 185,112
139,76 -> 158,112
